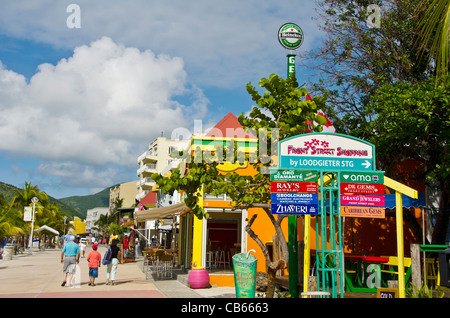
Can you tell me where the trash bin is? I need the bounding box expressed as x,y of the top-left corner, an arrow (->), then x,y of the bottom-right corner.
3,244 -> 14,261
438,247 -> 450,288
232,250 -> 257,298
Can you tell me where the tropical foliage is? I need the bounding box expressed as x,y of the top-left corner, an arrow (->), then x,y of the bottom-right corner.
153,73 -> 327,298
306,0 -> 450,244
0,182 -> 71,247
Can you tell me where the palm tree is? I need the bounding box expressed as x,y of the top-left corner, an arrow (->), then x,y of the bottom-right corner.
10,182 -> 50,246
0,195 -> 24,238
417,0 -> 450,80
11,182 -> 49,215
94,213 -> 110,236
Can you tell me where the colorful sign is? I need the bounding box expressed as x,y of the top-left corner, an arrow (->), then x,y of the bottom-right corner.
340,194 -> 385,207
341,206 -> 385,219
340,171 -> 384,184
278,23 -> 304,50
270,181 -> 318,193
279,133 -> 375,171
271,203 -> 318,215
341,183 -> 385,194
271,193 -> 319,204
270,169 -> 318,182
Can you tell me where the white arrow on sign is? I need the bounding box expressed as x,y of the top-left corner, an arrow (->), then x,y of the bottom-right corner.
362,160 -> 371,169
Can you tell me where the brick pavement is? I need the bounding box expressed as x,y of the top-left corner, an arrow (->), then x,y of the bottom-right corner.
0,245 -> 173,298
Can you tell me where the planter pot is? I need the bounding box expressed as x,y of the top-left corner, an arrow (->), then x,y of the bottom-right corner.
188,268 -> 210,289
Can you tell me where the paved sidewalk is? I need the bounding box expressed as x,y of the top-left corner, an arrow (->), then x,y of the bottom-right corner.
0,245 -> 235,298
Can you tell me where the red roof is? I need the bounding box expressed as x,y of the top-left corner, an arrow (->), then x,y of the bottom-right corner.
140,191 -> 157,205
205,113 -> 257,139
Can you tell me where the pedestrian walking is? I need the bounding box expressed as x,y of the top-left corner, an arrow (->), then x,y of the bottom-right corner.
105,239 -> 121,286
87,244 -> 101,286
109,232 -> 118,245
79,237 -> 87,258
123,234 -> 129,256
60,235 -> 80,287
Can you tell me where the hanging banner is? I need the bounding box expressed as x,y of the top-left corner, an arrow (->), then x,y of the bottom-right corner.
341,206 -> 385,219
23,206 -> 32,222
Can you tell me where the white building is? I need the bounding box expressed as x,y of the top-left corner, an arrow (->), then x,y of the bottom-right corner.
85,207 -> 109,235
136,136 -> 189,201
135,136 -> 189,248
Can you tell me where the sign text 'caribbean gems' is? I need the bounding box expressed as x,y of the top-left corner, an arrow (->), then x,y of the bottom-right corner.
279,133 -> 375,171
340,183 -> 385,194
341,206 -> 385,219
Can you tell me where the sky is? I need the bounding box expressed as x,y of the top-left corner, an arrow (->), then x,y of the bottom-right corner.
0,0 -> 327,199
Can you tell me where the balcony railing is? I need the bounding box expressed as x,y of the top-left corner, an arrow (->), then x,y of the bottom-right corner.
137,163 -> 157,175
136,177 -> 156,188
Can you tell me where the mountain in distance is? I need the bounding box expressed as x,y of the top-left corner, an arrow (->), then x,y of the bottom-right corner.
59,187 -> 111,218
0,181 -> 84,219
0,181 -> 111,219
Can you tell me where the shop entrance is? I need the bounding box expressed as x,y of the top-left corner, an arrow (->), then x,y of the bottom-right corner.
204,209 -> 243,272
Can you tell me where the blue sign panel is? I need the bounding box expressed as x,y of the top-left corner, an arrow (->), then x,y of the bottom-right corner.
271,203 -> 319,215
271,192 -> 319,204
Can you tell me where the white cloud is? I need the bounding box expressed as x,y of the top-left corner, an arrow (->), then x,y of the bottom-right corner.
0,0 -> 326,196
0,0 -> 325,88
37,161 -> 121,190
0,36 -> 207,168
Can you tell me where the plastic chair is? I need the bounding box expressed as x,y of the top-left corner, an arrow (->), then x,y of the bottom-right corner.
156,254 -> 174,279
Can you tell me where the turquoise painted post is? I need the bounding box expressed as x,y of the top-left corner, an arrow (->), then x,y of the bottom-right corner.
286,52 -> 299,298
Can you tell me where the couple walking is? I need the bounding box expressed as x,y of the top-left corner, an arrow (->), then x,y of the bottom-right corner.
61,236 -> 121,287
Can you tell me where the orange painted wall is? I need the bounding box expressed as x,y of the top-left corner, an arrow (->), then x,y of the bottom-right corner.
246,207 -> 290,273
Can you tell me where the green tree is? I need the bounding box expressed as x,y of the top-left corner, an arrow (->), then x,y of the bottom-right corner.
307,0 -> 450,244
368,78 -> 450,244
153,73 -> 326,297
417,0 -> 450,81
305,0 -> 430,136
0,195 -> 24,238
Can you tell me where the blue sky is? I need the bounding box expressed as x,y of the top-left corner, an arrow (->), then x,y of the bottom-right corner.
0,0 -> 326,199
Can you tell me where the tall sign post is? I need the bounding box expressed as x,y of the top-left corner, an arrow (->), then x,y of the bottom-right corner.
278,22 -> 304,298
28,197 -> 39,254
277,133 -> 387,297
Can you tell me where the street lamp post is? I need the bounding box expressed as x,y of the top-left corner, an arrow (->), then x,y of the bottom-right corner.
28,197 -> 39,254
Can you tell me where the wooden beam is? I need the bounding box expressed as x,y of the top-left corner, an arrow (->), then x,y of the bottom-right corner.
384,176 -> 418,199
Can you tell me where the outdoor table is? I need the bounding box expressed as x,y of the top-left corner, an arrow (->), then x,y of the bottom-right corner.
379,256 -> 412,287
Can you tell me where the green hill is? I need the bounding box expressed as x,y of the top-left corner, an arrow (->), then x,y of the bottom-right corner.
0,181 -> 84,218
59,187 -> 111,217
0,182 -> 112,219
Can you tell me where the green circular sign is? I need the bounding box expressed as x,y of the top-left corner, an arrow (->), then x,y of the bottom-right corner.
278,23 -> 304,50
